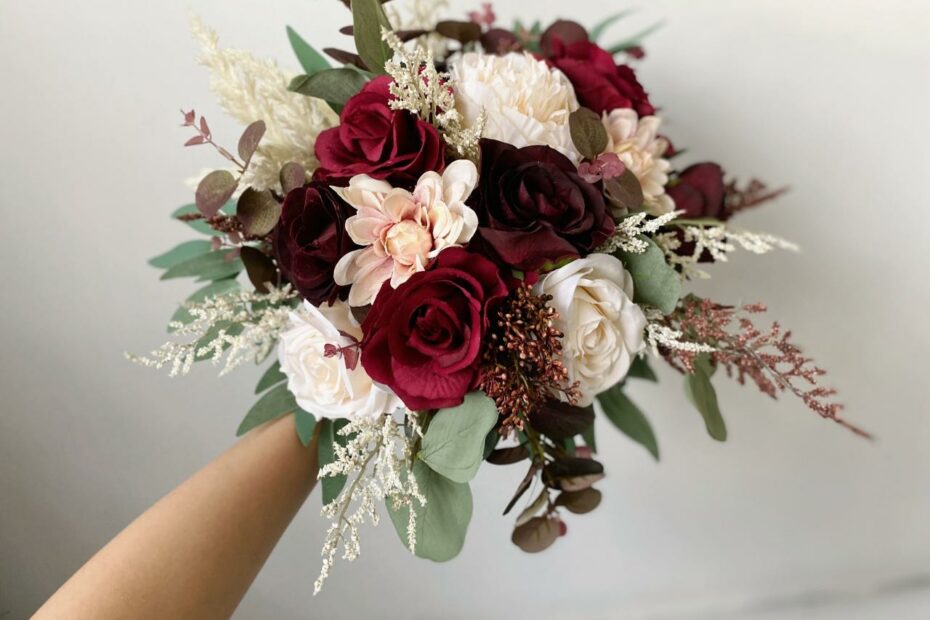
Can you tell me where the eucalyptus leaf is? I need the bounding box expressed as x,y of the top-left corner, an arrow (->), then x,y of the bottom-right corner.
352,0 -> 393,74
581,424 -> 598,453
294,409 -> 317,446
555,488 -> 602,514
240,246 -> 279,294
617,236 -> 681,314
386,460 -> 472,562
237,120 -> 266,164
237,189 -> 281,237
171,202 -> 234,235
169,277 -> 240,331
685,354 -> 727,441
318,418 -> 350,505
288,68 -> 369,113
418,392 -> 500,483
255,361 -> 285,394
627,356 -> 658,382
286,26 -> 331,75
195,170 -> 238,218
236,383 -> 298,436
160,250 -> 243,282
511,517 -> 559,553
589,10 -> 636,42
597,384 -> 659,460
148,240 -> 212,269
569,107 -> 608,160
279,162 -> 306,193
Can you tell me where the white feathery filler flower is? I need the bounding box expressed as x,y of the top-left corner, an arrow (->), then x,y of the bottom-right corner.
191,16 -> 338,190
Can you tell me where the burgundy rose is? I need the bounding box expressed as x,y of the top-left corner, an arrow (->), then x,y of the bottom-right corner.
667,163 -> 727,220
469,138 -> 615,272
313,76 -> 446,188
272,182 -> 358,306
360,248 -> 508,410
541,21 -> 654,117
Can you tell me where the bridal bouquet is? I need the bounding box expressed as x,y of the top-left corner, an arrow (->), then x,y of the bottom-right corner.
132,1 -> 867,591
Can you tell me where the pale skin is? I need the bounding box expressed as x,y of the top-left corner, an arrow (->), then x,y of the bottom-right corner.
34,415 -> 320,620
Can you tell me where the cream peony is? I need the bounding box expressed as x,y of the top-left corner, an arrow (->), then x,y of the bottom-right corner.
449,51 -> 581,162
535,254 -> 647,406
602,109 -> 674,215
277,300 -> 403,420
333,160 -> 480,306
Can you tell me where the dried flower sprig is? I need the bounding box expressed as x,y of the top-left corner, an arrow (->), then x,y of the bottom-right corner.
127,285 -> 297,377
724,178 -> 789,217
658,297 -> 870,438
314,413 -> 425,594
479,286 -> 580,432
596,210 -> 682,254
382,27 -> 484,159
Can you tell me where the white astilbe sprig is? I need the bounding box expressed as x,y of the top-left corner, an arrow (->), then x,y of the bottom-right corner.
191,16 -> 337,190
383,28 -> 485,159
596,210 -> 682,254
314,412 -> 426,594
127,285 -> 297,377
645,321 -> 716,358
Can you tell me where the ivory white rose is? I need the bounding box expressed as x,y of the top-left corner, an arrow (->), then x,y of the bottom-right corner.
334,160 -> 480,306
277,300 -> 403,420
535,254 -> 647,406
449,51 -> 581,162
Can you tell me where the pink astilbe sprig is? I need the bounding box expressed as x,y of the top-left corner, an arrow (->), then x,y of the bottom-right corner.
661,297 -> 871,439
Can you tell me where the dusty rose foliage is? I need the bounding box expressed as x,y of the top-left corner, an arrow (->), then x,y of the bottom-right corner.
662,297 -> 870,438
723,178 -> 789,218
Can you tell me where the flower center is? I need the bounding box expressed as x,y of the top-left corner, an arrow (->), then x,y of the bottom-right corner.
384,220 -> 432,267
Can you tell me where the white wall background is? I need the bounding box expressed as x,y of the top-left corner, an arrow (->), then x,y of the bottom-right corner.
1,1 -> 929,618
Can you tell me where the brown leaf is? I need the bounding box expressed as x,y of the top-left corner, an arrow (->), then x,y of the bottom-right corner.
237,188 -> 282,237
184,135 -> 205,147
323,47 -> 368,70
435,20 -> 482,44
569,107 -> 609,161
559,473 -> 605,492
511,517 -> 560,553
487,445 -> 529,465
528,400 -> 594,440
199,116 -> 211,138
539,20 -> 588,56
515,489 -> 549,527
237,120 -> 266,164
239,246 -> 279,293
605,168 -> 644,213
279,162 -> 307,194
555,488 -> 602,514
195,170 -> 237,218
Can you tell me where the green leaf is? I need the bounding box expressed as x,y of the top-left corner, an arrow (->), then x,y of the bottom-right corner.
589,10 -> 636,42
286,26 -> 331,75
418,392 -> 500,483
169,277 -> 240,331
171,202 -> 234,235
149,240 -> 212,269
606,21 -> 666,54
627,356 -> 658,382
318,418 -> 350,505
288,69 -> 369,113
294,409 -> 317,446
597,384 -> 659,460
685,354 -> 727,441
617,236 -> 681,314
236,383 -> 298,436
581,424 -> 597,453
160,250 -> 243,282
255,361 -> 286,394
386,460 -> 472,562
351,0 -> 393,74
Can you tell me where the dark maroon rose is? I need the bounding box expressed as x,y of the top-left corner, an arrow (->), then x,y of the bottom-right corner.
313,76 -> 446,188
469,139 -> 615,272
667,163 -> 727,219
541,21 -> 654,117
360,248 -> 508,410
272,182 -> 358,306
